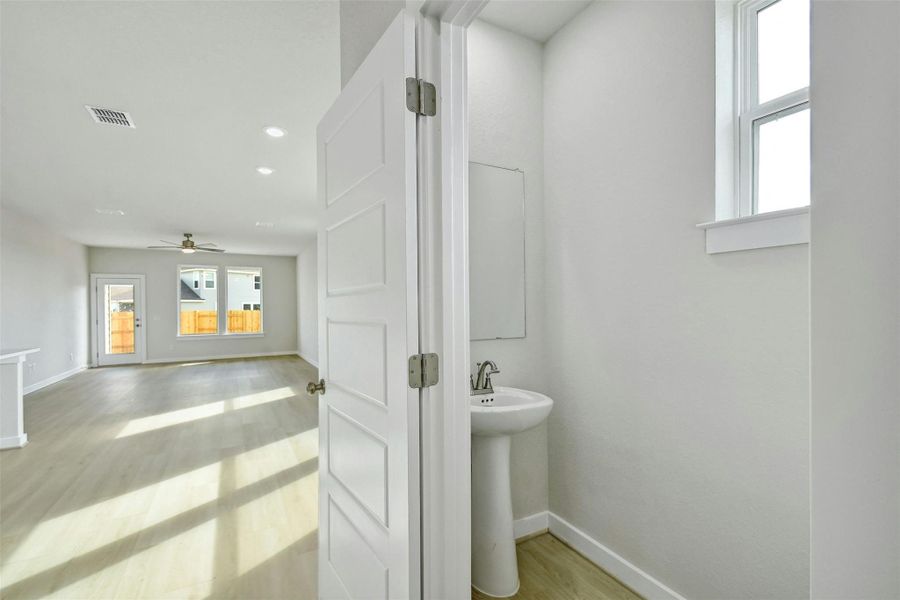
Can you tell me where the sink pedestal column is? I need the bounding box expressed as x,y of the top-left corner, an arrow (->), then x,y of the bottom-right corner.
471,433 -> 518,597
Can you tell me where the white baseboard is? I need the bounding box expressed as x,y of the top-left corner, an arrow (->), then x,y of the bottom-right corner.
514,511 -> 549,540
143,351 -> 299,365
0,434 -> 28,449
297,352 -> 319,368
548,513 -> 686,600
24,365 -> 87,395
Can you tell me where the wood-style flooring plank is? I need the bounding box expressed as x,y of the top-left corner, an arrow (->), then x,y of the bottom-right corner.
472,534 -> 644,600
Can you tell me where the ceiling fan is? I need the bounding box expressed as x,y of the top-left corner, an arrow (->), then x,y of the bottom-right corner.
147,233 -> 225,254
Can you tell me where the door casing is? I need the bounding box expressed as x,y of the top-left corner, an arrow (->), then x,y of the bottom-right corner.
415,2 -> 488,598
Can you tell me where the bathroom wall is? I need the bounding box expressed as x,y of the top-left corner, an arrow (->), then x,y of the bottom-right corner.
542,2 -> 809,598
809,1 -> 900,596
339,0 -> 405,88
468,19 -> 548,521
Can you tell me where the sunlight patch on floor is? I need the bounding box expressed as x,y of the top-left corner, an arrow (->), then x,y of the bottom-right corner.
1,463 -> 318,598
2,428 -> 318,587
116,387 -> 297,438
53,516 -> 220,600
233,428 -> 319,487
1,462 -> 223,569
231,474 -> 319,578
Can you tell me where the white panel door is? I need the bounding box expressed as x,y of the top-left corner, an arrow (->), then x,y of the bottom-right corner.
96,277 -> 145,366
315,11 -> 420,600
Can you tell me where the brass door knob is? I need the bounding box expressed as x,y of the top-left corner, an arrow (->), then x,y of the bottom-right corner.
306,379 -> 326,396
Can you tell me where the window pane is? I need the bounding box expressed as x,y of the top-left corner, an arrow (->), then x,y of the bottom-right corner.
179,267 -> 218,335
227,268 -> 262,333
757,0 -> 809,104
755,107 -> 809,214
105,284 -> 134,354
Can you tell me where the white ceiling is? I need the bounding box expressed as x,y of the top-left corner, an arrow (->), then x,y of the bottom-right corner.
477,0 -> 592,43
0,1 -> 340,256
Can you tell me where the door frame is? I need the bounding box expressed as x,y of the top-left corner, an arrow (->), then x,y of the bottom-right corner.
90,273 -> 147,367
415,2 -> 487,598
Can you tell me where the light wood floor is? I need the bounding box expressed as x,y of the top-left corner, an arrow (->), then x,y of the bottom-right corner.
472,534 -> 643,600
0,356 -> 319,599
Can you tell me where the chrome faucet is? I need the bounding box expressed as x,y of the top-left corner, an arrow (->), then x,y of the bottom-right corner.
470,360 -> 500,395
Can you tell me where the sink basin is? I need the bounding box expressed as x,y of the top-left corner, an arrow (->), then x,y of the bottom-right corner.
470,386 -> 553,436
470,386 -> 553,597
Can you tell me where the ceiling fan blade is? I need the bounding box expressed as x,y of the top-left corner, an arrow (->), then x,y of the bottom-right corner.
159,240 -> 181,245
195,247 -> 226,253
195,242 -> 217,247
147,245 -> 182,249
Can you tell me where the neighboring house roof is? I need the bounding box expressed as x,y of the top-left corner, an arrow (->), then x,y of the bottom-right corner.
108,287 -> 134,302
180,280 -> 203,301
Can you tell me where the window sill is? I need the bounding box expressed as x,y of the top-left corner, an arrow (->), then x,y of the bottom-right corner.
696,206 -> 809,254
177,333 -> 265,340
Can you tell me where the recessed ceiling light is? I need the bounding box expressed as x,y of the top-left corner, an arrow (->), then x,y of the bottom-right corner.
255,221 -> 275,228
95,208 -> 125,216
264,126 -> 286,138
256,167 -> 274,175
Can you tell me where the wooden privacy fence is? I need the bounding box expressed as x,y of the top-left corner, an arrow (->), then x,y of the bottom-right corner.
109,311 -> 135,354
180,310 -> 218,335
180,310 -> 261,334
227,310 -> 261,333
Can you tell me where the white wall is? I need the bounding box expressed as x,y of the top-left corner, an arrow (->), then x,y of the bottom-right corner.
339,0 -> 405,88
0,207 -> 90,389
542,2 -> 809,598
89,247 -> 297,362
809,1 -> 900,597
468,19 -> 548,520
297,244 -> 318,366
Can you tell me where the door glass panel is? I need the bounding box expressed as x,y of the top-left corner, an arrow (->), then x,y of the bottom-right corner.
757,0 -> 809,104
105,284 -> 135,354
755,106 -> 810,214
179,267 -> 218,335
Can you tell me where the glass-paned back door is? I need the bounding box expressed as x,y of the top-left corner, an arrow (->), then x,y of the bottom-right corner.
96,277 -> 145,366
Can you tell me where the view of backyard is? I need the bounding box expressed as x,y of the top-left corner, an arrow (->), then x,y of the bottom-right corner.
179,310 -> 261,334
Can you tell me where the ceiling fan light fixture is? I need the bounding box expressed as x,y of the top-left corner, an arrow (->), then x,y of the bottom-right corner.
148,233 -> 224,253
264,126 -> 286,138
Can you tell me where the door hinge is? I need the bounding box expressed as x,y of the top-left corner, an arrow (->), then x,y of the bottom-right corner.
409,353 -> 439,389
406,77 -> 437,116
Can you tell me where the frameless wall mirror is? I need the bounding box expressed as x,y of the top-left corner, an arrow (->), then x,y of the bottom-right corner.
469,162 -> 526,341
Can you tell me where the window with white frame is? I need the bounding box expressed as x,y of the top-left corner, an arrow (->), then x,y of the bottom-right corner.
704,0 -> 810,253
735,0 -> 810,215
178,266 -> 218,336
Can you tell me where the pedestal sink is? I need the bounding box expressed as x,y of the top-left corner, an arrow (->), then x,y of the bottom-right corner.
471,387 -> 553,597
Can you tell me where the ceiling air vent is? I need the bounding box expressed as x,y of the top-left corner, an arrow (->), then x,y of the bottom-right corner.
84,105 -> 135,128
